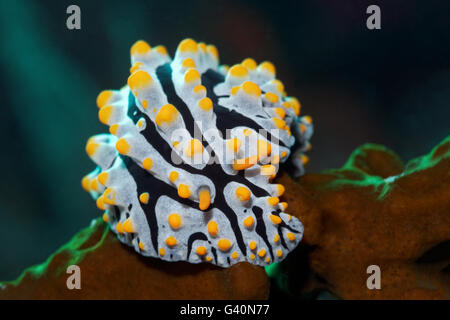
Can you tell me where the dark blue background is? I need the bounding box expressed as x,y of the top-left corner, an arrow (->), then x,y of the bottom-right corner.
0,0 -> 448,280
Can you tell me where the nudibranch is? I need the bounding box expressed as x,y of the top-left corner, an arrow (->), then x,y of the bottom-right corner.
82,38 -> 313,267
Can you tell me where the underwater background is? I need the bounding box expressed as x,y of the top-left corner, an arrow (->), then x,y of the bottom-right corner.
0,0 -> 449,281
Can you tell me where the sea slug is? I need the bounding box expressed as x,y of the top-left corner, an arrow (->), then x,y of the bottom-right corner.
82,38 -> 313,267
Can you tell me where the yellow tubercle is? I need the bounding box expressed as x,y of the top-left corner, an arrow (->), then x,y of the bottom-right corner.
286,97 -> 301,116
169,171 -> 179,183
257,140 -> 272,158
233,155 -> 259,171
267,197 -> 280,206
243,216 -> 254,228
217,238 -> 232,251
235,186 -> 251,202
178,38 -> 198,53
230,86 -> 240,96
155,104 -> 179,127
231,251 -> 239,259
154,45 -> 168,56
128,70 -> 153,91
290,97 -> 301,114
90,178 -> 99,192
116,138 -> 131,155
273,117 -> 287,129
85,140 -> 99,157
139,242 -> 145,251
178,184 -> 191,198
168,213 -> 182,230
165,236 -> 178,247
272,79 -> 284,93
199,189 -> 211,211
122,218 -> 134,233
185,139 -> 204,157
276,249 -> 283,257
98,105 -> 114,125
242,58 -> 257,70
206,44 -> 219,59
261,164 -> 276,176
198,97 -> 213,111
287,232 -> 296,241
96,196 -> 106,210
103,188 -> 117,205
259,61 -> 276,75
242,81 -> 261,96
299,123 -> 307,134
276,184 -> 285,196
273,107 -> 286,119
182,58 -> 196,68
129,62 -> 144,74
184,68 -> 201,84
264,92 -> 279,103
198,42 -> 207,52
196,246 -> 207,256
226,138 -> 242,152
81,176 -> 91,192
159,248 -> 165,256
229,64 -> 248,78
271,155 -> 281,165
193,85 -> 206,94
96,90 -> 113,109
303,115 -> 313,124
142,157 -> 153,170
269,214 -> 282,225
257,248 -> 266,258
249,241 -> 257,250
97,172 -> 108,186
207,220 -> 219,237
301,154 -> 309,165
139,192 -> 149,204
102,212 -> 109,222
130,40 -> 151,56
109,124 -> 119,135
116,222 -> 124,234
273,234 -> 280,243
285,127 -> 292,136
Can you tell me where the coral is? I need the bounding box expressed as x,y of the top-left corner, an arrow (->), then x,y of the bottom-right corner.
0,218 -> 269,300
82,38 -> 313,267
2,137 -> 448,299
269,136 -> 450,299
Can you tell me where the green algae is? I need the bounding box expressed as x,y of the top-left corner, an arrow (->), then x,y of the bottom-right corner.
1,219 -> 109,287
265,135 -> 450,296
265,262 -> 285,294
318,136 -> 450,200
